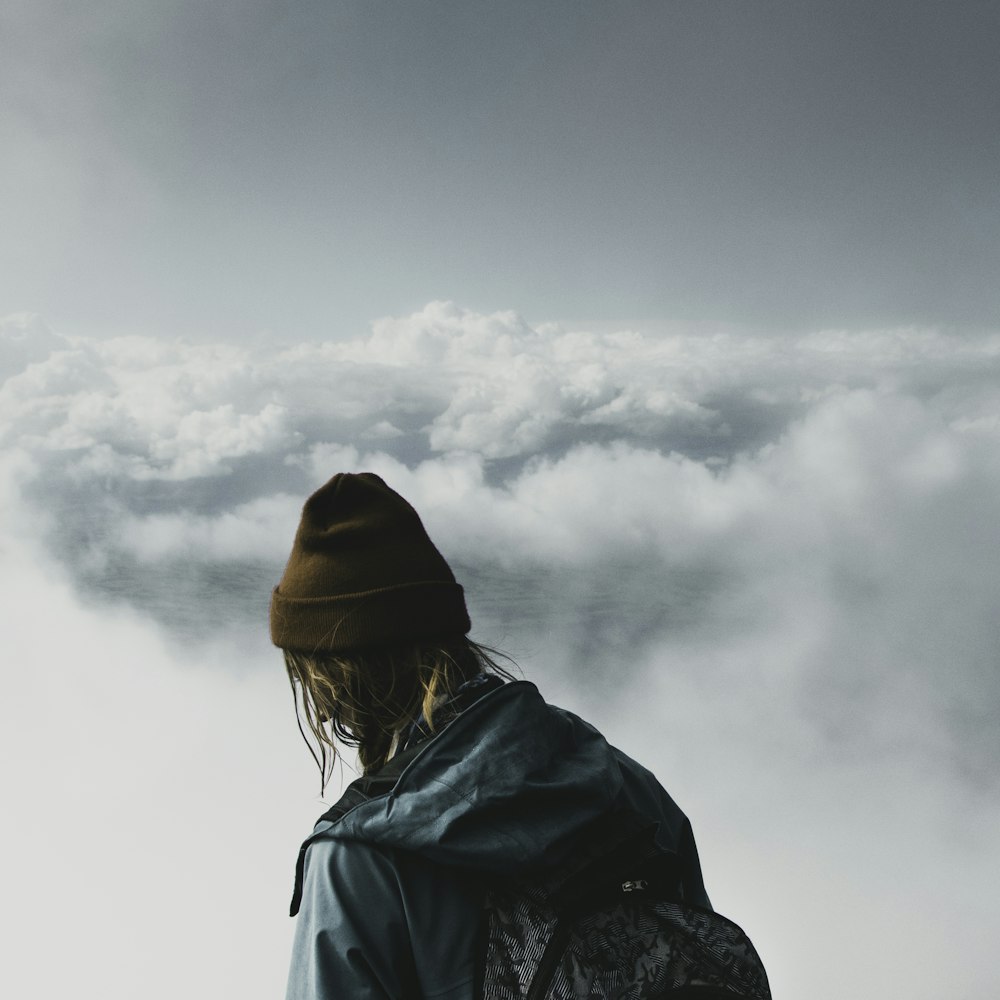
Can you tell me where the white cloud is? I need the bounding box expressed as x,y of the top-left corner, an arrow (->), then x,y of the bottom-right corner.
0,312 -> 69,379
0,521 -> 317,1000
8,303 -> 997,491
2,303 -> 1000,999
120,492 -> 302,563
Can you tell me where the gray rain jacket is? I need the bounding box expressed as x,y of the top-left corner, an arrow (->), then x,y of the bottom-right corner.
286,679 -> 711,1000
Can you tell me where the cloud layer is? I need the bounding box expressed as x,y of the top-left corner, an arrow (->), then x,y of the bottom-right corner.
3,303 -> 1000,997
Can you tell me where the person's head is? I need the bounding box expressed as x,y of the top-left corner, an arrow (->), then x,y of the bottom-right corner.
270,472 -> 511,786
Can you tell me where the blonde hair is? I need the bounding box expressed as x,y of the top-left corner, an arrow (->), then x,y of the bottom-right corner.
284,637 -> 515,791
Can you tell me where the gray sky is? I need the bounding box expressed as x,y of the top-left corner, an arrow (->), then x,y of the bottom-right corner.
4,0 -> 1000,338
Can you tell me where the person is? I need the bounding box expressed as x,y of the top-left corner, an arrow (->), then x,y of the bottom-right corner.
271,472 -> 754,1000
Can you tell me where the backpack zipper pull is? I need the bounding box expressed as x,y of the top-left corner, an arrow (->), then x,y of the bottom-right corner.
621,879 -> 649,893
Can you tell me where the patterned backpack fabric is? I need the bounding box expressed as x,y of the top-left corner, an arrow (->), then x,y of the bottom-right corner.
478,876 -> 771,1000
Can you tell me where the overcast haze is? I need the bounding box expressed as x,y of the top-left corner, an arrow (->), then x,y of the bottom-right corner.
3,4 -> 1000,1000
4,1 -> 1000,337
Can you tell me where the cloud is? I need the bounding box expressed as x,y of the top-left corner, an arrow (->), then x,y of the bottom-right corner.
4,308 -> 999,711
2,304 -> 1000,997
0,312 -> 70,379
0,492 -> 314,1000
6,305 -> 999,481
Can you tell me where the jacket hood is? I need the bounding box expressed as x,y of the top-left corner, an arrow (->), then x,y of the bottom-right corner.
309,681 -> 697,881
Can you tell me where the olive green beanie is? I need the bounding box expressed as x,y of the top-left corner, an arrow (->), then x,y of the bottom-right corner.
269,472 -> 471,653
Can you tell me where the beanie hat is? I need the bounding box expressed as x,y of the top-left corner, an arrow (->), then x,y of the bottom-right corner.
269,472 -> 471,653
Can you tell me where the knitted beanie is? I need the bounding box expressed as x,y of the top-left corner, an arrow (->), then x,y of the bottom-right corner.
269,472 -> 471,653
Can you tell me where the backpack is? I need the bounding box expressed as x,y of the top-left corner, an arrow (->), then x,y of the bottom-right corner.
476,823 -> 771,1000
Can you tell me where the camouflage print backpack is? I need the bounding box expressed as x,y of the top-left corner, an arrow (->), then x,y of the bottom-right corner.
476,827 -> 771,1000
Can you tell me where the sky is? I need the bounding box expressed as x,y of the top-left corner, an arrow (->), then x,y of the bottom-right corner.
2,3 -> 1000,999
4,0 -> 1000,339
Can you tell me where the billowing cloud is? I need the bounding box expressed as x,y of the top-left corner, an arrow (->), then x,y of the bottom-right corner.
2,303 -> 1000,997
8,302 -> 999,482
5,304 -> 998,651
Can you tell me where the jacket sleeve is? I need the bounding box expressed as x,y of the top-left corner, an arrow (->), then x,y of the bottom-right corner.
286,838 -> 418,1000
286,837 -> 483,1000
